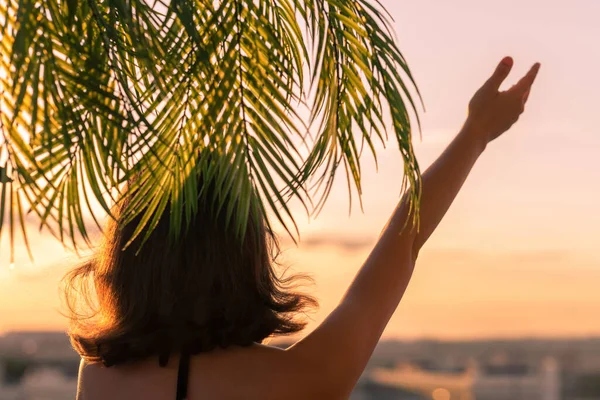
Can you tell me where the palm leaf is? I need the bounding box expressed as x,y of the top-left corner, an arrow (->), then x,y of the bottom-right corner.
0,0 -> 422,262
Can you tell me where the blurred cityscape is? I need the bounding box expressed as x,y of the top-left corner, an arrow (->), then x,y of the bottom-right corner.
3,332 -> 600,399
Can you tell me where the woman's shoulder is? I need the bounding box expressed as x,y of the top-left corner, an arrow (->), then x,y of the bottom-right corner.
186,344 -> 311,399
78,344 -> 313,400
78,356 -> 178,400
188,345 -> 286,383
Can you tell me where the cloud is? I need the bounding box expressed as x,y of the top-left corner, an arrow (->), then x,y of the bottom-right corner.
281,234 -> 374,252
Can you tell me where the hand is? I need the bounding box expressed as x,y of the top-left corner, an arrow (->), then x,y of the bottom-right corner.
466,57 -> 541,145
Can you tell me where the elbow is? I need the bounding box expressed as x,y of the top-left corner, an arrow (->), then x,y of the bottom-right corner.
411,242 -> 421,264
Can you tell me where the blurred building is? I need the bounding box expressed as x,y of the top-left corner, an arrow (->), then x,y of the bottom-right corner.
0,365 -> 78,400
0,362 -> 78,400
0,331 -> 79,400
368,357 -> 560,400
352,376 -> 427,400
471,357 -> 560,400
370,361 -> 472,399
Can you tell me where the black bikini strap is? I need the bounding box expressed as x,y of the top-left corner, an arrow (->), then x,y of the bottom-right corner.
159,352 -> 170,368
176,352 -> 190,400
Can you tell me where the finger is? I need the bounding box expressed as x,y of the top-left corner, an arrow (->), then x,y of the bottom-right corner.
512,63 -> 541,94
483,56 -> 514,91
522,88 -> 531,105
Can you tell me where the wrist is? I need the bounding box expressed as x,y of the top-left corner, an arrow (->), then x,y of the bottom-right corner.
460,119 -> 489,153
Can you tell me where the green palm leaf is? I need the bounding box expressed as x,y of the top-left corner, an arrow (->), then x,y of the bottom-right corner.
0,0 -> 422,261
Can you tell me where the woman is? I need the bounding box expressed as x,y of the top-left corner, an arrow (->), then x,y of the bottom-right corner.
67,56 -> 540,399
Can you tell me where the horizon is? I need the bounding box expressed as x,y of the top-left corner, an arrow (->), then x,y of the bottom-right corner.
1,0 -> 600,340
6,328 -> 600,344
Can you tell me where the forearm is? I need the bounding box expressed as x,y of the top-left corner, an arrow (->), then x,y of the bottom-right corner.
288,123 -> 488,395
338,122 -> 487,330
411,121 -> 487,253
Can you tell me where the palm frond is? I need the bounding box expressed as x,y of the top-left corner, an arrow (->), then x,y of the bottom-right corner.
0,0 -> 422,262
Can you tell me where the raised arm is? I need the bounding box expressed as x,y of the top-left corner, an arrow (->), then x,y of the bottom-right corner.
284,57 -> 541,398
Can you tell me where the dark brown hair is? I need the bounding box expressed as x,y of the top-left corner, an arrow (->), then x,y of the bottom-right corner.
63,177 -> 316,367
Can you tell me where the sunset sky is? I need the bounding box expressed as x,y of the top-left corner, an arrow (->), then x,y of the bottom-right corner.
1,0 -> 599,340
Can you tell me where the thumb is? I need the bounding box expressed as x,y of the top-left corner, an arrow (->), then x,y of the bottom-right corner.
483,56 -> 514,92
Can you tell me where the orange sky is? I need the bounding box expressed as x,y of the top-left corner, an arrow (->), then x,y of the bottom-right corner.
1,0 -> 600,339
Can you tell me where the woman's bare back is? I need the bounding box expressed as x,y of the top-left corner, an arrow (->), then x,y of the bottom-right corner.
78,344 -> 297,400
